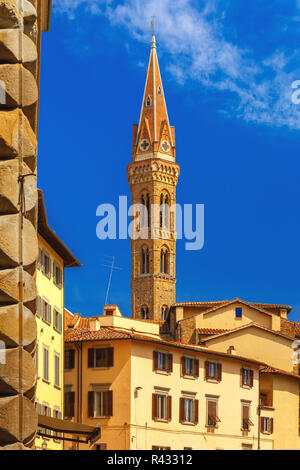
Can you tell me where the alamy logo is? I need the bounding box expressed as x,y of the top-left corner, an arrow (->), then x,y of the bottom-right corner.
291,80 -> 300,104
291,340 -> 300,365
96,196 -> 204,251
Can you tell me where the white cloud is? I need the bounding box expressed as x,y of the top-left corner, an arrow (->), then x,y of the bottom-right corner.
53,0 -> 300,130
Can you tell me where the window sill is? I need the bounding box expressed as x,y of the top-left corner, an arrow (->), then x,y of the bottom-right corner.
154,418 -> 169,423
241,385 -> 252,390
42,319 -> 51,327
92,366 -> 110,370
42,379 -> 50,385
54,384 -> 61,390
155,369 -> 171,376
182,374 -> 196,380
53,327 -> 62,334
181,421 -> 196,426
92,416 -> 111,419
206,378 -> 219,384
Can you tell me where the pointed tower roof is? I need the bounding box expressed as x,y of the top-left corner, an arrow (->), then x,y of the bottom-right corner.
132,34 -> 175,162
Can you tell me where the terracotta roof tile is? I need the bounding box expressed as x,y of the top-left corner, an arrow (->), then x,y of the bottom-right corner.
197,328 -> 229,335
174,299 -> 292,312
260,366 -> 300,380
64,326 -> 132,342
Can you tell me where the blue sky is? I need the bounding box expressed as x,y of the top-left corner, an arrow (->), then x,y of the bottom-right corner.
38,0 -> 300,320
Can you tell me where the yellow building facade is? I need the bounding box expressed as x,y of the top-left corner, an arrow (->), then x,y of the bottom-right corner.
35,190 -> 81,450
64,306 -> 300,450
62,34 -> 300,451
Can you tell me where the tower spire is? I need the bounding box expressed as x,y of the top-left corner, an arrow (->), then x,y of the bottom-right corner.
133,34 -> 175,161
128,35 -> 180,322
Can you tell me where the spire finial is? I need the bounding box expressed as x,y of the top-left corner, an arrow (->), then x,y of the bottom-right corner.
150,16 -> 156,48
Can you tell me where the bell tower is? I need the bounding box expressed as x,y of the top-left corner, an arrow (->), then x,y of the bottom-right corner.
127,34 -> 180,321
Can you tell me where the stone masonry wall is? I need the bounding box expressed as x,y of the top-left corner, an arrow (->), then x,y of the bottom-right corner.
0,0 -> 41,450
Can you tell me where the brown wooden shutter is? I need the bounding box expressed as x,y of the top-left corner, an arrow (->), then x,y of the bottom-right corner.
260,416 -> 264,432
107,390 -> 113,417
152,393 -> 158,420
250,370 -> 254,387
194,359 -> 199,378
242,405 -> 248,429
153,351 -> 158,371
181,356 -> 186,376
168,354 -> 173,373
167,396 -> 172,422
88,391 -> 94,417
88,348 -> 94,368
240,368 -> 244,386
69,349 -> 75,369
205,360 -> 209,380
69,391 -> 75,418
64,392 -> 70,417
179,397 -> 185,423
194,399 -> 199,425
270,418 -> 273,434
217,363 -> 222,382
208,400 -> 213,422
107,347 -> 114,367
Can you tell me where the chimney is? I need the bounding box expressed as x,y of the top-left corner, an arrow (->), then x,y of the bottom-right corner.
227,345 -> 237,355
90,318 -> 100,331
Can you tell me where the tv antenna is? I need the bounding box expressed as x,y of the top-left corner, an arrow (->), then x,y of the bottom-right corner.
101,255 -> 122,305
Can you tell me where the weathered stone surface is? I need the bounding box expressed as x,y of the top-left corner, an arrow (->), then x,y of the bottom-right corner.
0,109 -> 37,158
0,64 -> 38,107
5,442 -> 29,450
0,348 -> 36,395
20,0 -> 37,23
0,29 -> 37,63
0,1 -> 20,29
0,304 -> 36,350
0,160 -> 37,214
0,395 -> 37,444
0,215 -> 38,268
0,268 -> 37,305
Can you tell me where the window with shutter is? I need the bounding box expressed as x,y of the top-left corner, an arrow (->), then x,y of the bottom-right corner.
154,351 -> 172,373
64,391 -> 75,418
43,346 -> 49,382
90,390 -> 113,418
205,361 -> 221,381
153,393 -> 169,421
65,349 -> 75,370
207,399 -> 220,427
242,403 -> 254,430
54,352 -> 60,387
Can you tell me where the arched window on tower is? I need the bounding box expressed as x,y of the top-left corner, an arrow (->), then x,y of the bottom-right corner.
161,305 -> 168,321
160,193 -> 170,229
141,193 -> 150,228
145,95 -> 151,107
160,247 -> 170,274
141,247 -> 149,274
141,306 -> 149,319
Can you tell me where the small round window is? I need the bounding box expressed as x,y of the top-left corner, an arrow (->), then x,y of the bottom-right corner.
161,140 -> 171,152
139,139 -> 150,151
